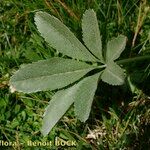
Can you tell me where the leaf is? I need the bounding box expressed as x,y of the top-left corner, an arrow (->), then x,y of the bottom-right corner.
10,57 -> 97,93
101,61 -> 125,85
74,73 -> 101,122
41,88 -> 75,136
35,11 -> 98,62
82,9 -> 103,62
42,72 -> 101,136
106,35 -> 127,62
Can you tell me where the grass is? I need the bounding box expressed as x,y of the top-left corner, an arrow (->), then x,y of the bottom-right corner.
0,0 -> 150,149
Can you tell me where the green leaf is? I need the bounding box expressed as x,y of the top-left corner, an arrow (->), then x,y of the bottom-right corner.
74,73 -> 101,122
41,72 -> 101,136
82,9 -> 103,62
106,35 -> 127,62
10,57 -> 97,93
41,88 -> 75,136
101,61 -> 125,85
35,11 -> 98,62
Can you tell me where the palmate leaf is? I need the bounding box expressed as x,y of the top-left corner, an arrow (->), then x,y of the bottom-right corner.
10,58 -> 97,93
101,61 -> 125,85
35,11 -> 98,62
42,72 -> 101,136
106,35 -> 127,62
9,9 -> 128,137
82,9 -> 103,62
74,73 -> 100,122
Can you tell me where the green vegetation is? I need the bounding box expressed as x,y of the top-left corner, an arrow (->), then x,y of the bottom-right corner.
0,0 -> 150,149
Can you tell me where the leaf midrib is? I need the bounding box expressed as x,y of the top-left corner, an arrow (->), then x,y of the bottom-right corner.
110,45 -> 124,61
107,68 -> 123,82
12,67 -> 96,82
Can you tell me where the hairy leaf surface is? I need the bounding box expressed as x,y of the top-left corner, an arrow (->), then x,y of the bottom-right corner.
35,11 -> 98,62
101,61 -> 125,85
10,58 -> 97,93
74,73 -> 100,122
41,87 -> 75,136
82,9 -> 103,62
106,35 -> 127,62
42,72 -> 101,136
